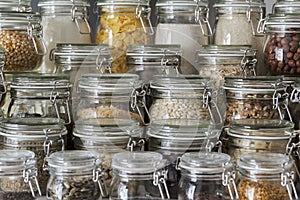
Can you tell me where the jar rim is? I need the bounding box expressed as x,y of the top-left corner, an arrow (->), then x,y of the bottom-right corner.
97,0 -> 149,6
196,45 -> 256,57
0,0 -> 32,12
0,150 -> 36,173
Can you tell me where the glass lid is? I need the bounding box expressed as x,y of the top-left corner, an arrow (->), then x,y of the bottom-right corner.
178,152 -> 231,173
97,0 -> 149,6
214,0 -> 265,7
0,0 -> 32,12
264,13 -> 300,30
156,0 -> 208,8
196,45 -> 256,58
0,12 -> 41,30
228,119 -> 294,139
0,150 -> 35,170
273,0 -> 300,13
111,152 -> 166,173
38,0 -> 90,14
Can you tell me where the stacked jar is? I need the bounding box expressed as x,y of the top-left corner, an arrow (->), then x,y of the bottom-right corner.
155,0 -> 211,73
96,0 -> 152,73
213,0 -> 266,75
37,0 -> 92,73
147,119 -> 221,199
0,117 -> 67,195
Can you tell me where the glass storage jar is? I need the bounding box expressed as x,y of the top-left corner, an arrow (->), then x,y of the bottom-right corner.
74,73 -> 145,125
0,0 -> 32,12
73,118 -> 142,193
0,117 -> 67,195
7,73 -> 72,125
0,12 -> 45,72
45,150 -> 108,200
110,151 -> 170,199
195,45 -> 257,89
237,152 -> 298,200
148,75 -> 222,124
38,0 -> 92,73
0,150 -> 41,200
177,152 -> 238,200
224,118 -> 296,161
50,43 -> 113,84
155,0 -> 211,73
213,0 -> 266,75
126,44 -> 182,82
96,0 -> 152,73
262,13 -> 300,75
223,76 -> 291,127
147,119 -> 222,199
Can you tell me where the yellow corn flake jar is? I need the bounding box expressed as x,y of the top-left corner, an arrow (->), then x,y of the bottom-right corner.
96,0 -> 152,73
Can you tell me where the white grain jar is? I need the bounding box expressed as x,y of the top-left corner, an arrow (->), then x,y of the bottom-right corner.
38,0 -> 92,73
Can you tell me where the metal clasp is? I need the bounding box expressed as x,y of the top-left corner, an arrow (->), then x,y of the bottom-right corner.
130,85 -> 150,125
27,23 -> 47,56
71,4 -> 91,34
240,49 -> 257,76
127,137 -> 145,151
246,4 -> 265,36
93,165 -> 109,198
195,6 -> 212,37
0,57 -> 6,94
153,170 -> 170,199
23,167 -> 42,198
290,88 -> 300,103
203,87 -> 223,124
222,164 -> 239,200
281,164 -> 298,200
135,4 -> 154,35
96,48 -> 113,73
160,49 -> 180,75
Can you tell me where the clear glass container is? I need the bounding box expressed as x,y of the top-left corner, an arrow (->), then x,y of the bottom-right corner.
7,73 -> 72,125
213,0 -> 266,75
0,0 -> 32,12
0,150 -> 41,200
0,117 -> 67,195
96,0 -> 152,73
224,118 -> 296,161
147,119 -> 221,199
149,75 -> 222,123
223,76 -> 290,127
74,73 -> 145,125
262,13 -> 300,75
0,12 -> 45,72
45,150 -> 107,200
177,152 -> 238,200
110,151 -> 170,199
155,0 -> 211,73
73,118 -> 142,193
50,43 -> 113,84
237,152 -> 298,200
126,44 -> 182,82
195,45 -> 257,89
38,0 -> 92,73
272,0 -> 300,14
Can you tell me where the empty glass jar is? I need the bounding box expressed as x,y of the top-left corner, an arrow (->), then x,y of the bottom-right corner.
110,151 -> 170,199
177,152 -> 238,200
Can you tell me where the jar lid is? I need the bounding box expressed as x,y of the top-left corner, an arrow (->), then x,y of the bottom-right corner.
111,152 -> 167,173
227,119 -> 295,140
223,76 -> 285,92
38,0 -> 90,15
73,118 -> 140,139
0,150 -> 36,172
273,0 -> 300,13
77,73 -> 141,97
148,119 -> 220,140
264,13 -> 300,32
97,0 -> 149,7
0,0 -> 32,12
156,0 -> 208,11
51,43 -> 112,67
47,150 -> 101,170
178,152 -> 232,174
214,0 -> 265,8
0,12 -> 42,31
0,118 -> 68,140
150,75 -> 211,91
238,152 -> 293,174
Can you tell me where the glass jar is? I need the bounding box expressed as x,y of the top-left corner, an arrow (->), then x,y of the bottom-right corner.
74,73 -> 145,125
213,0 -> 266,75
237,152 -> 298,200
110,151 -> 170,199
272,0 -> 300,14
0,0 -> 32,12
195,45 -> 257,89
149,75 -> 222,124
147,119 -> 222,199
38,0 -> 92,73
262,13 -> 300,76
96,0 -> 152,73
155,0 -> 211,73
0,12 -> 45,72
224,118 -> 296,161
7,73 -> 72,125
126,44 -> 182,82
0,117 -> 67,195
45,150 -> 108,200
0,150 -> 41,200
177,152 -> 238,200
50,43 -> 113,83
73,118 -> 142,193
223,76 -> 291,127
